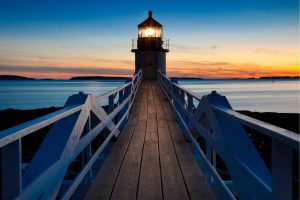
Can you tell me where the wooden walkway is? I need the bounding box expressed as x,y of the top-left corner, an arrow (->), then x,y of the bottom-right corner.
85,81 -> 215,200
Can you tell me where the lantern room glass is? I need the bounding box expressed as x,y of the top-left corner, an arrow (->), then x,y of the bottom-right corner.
138,27 -> 163,38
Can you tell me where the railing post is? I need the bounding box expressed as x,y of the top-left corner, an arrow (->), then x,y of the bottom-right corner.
179,90 -> 185,106
85,114 -> 92,181
212,149 -> 217,168
272,139 -> 292,200
119,83 -> 131,131
171,79 -> 178,104
0,139 -> 22,200
206,144 -> 212,161
108,94 -> 114,114
187,94 -> 193,113
22,92 -> 90,199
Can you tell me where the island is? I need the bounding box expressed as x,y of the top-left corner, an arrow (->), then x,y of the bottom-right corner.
0,75 -> 36,80
69,76 -> 129,80
0,74 -> 130,80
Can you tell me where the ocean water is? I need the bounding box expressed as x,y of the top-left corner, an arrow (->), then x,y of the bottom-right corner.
178,79 -> 299,113
0,80 -> 125,110
0,79 -> 299,113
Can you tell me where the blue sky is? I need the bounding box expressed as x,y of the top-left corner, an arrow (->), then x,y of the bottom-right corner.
0,0 -> 298,78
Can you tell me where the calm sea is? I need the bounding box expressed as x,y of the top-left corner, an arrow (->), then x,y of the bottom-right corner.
178,79 -> 299,113
0,80 -> 125,110
0,79 -> 299,113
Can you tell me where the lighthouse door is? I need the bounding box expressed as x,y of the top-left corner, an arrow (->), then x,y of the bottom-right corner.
143,54 -> 157,79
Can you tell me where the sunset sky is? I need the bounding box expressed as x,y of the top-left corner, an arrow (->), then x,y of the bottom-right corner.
0,0 -> 299,78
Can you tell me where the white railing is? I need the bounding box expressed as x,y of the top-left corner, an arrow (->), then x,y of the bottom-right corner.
0,70 -> 143,200
131,38 -> 170,50
158,71 -> 299,200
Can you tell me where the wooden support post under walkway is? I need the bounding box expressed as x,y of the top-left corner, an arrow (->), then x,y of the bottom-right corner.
85,80 -> 215,200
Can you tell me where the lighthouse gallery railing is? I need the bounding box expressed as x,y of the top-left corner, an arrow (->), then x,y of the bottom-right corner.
158,71 -> 299,200
0,71 -> 143,200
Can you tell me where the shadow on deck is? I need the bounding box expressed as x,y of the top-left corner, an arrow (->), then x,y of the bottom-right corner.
85,81 -> 215,200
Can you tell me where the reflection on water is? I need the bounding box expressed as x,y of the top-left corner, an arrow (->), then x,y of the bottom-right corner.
0,80 -> 125,110
178,79 -> 299,113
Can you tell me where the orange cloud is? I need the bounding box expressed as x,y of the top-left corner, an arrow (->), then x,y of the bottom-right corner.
166,61 -> 299,78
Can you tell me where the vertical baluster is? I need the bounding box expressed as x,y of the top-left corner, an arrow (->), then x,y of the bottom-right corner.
116,90 -> 124,126
180,90 -> 185,106
171,83 -> 177,106
86,114 -> 92,180
185,94 -> 193,130
187,94 -> 193,113
171,80 -> 178,105
0,139 -> 22,200
179,90 -> 187,123
119,84 -> 131,131
212,149 -> 217,169
130,82 -> 135,104
206,144 -> 212,162
118,90 -> 124,106
108,94 -> 114,114
272,139 -> 292,200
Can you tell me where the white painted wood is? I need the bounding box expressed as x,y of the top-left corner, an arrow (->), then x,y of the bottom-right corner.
62,100 -> 132,200
96,82 -> 132,100
90,96 -> 117,131
0,105 -> 83,148
212,105 -> 299,149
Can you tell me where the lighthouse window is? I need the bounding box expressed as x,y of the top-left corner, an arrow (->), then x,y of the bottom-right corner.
145,28 -> 155,37
138,27 -> 163,38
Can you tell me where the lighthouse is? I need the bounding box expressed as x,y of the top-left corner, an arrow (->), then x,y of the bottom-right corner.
131,11 -> 169,80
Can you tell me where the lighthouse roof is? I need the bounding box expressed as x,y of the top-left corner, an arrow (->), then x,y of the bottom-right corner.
138,11 -> 163,28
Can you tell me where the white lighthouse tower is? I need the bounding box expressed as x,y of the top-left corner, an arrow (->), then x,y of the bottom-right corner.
131,11 -> 169,79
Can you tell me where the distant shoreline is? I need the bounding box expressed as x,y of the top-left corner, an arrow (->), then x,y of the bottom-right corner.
172,76 -> 300,80
0,75 -> 130,81
0,74 -> 299,81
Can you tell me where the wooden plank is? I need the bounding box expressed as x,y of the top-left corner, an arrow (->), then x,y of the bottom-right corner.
127,88 -> 142,126
152,81 -> 190,200
152,83 -> 165,120
147,100 -> 156,120
168,120 -> 216,200
137,129 -> 162,200
138,82 -> 148,122
138,83 -> 162,199
156,81 -> 216,200
147,82 -> 156,120
110,120 -> 147,200
84,124 -> 136,200
162,100 -> 175,121
157,120 -> 190,200
147,118 -> 157,133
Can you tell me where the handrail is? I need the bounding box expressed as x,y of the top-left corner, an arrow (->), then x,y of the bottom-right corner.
0,70 -> 143,200
0,105 -> 83,148
131,38 -> 170,51
158,70 -> 299,200
212,105 -> 299,149
96,80 -> 132,100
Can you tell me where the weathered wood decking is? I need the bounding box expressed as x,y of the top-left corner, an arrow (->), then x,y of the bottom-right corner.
85,81 -> 215,200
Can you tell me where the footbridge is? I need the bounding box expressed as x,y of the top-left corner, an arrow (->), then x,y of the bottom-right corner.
0,71 -> 299,200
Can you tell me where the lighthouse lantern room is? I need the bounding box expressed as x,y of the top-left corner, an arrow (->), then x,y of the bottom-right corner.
132,11 -> 169,79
